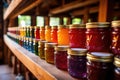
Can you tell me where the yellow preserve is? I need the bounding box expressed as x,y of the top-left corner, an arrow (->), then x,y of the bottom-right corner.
45,25 -> 51,42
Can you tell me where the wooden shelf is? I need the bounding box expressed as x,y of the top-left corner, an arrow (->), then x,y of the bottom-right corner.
4,35 -> 78,80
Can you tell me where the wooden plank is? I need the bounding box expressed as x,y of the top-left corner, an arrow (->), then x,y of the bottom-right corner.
4,35 -> 78,80
50,0 -> 99,14
4,0 -> 22,20
11,0 -> 42,19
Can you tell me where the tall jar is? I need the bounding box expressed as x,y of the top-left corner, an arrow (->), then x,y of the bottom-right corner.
51,26 -> 58,43
29,38 -> 33,52
69,24 -> 86,48
34,26 -> 40,39
86,22 -> 111,52
114,56 -> 120,80
40,26 -> 45,41
54,46 -> 69,70
45,25 -> 51,42
45,43 -> 57,64
67,48 -> 88,79
58,25 -> 69,45
30,26 -> 35,38
26,27 -> 30,37
87,52 -> 114,80
33,39 -> 38,55
111,20 -> 120,55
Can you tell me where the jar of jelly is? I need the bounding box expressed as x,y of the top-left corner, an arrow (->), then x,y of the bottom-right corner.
87,52 -> 114,80
33,39 -> 38,55
38,40 -> 46,59
114,56 -> 120,80
67,48 -> 88,79
111,20 -> 120,55
45,43 -> 57,64
30,26 -> 35,38
54,46 -> 69,70
58,25 -> 69,45
45,25 -> 51,42
69,24 -> 86,48
86,22 -> 111,52
40,26 -> 45,41
34,26 -> 40,39
51,26 -> 58,43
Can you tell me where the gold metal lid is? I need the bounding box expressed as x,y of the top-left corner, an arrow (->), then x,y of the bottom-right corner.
68,48 -> 88,56
69,24 -> 86,29
114,56 -> 120,67
34,26 -> 40,29
112,20 -> 120,27
55,45 -> 69,51
58,25 -> 69,29
87,52 -> 113,62
29,38 -> 33,42
45,25 -> 51,29
86,22 -> 110,28
45,42 -> 57,47
52,26 -> 58,29
38,40 -> 47,45
33,39 -> 39,42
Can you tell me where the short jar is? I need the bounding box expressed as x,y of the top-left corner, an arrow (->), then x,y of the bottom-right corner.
30,26 -> 35,38
34,26 -> 40,39
51,26 -> 58,43
40,26 -> 45,41
45,25 -> 51,42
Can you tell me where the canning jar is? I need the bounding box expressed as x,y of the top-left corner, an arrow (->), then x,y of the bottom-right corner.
58,25 -> 69,45
86,22 -> 111,52
51,26 -> 58,43
114,55 -> 120,80
69,24 -> 86,48
30,26 -> 35,38
54,45 -> 69,70
45,25 -> 51,42
29,38 -> 33,52
33,39 -> 38,55
34,26 -> 40,39
67,48 -> 88,79
45,43 -> 57,64
40,26 -> 45,41
87,52 -> 114,80
26,27 -> 30,37
111,20 -> 120,55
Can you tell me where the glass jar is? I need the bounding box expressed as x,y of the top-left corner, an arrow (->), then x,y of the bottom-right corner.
26,27 -> 30,37
30,26 -> 35,38
51,26 -> 58,43
29,38 -> 33,52
58,25 -> 69,45
40,26 -> 45,41
38,41 -> 46,59
25,37 -> 29,50
67,48 -> 88,79
111,20 -> 120,55
86,22 -> 111,52
33,39 -> 38,55
45,25 -> 51,42
34,26 -> 40,39
114,56 -> 120,80
69,24 -> 86,48
54,46 -> 69,70
45,43 -> 57,64
87,52 -> 114,80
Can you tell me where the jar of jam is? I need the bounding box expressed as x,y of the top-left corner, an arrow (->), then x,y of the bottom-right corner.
114,56 -> 120,80
58,25 -> 69,45
34,26 -> 40,39
38,40 -> 46,59
30,26 -> 35,38
54,46 -> 69,70
45,25 -> 51,42
87,52 -> 114,80
86,22 -> 111,52
40,26 -> 45,41
33,39 -> 38,55
67,48 -> 88,79
69,24 -> 86,48
45,43 -> 57,64
111,20 -> 120,55
51,26 -> 58,43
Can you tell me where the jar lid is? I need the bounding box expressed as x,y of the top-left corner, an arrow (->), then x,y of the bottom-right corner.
68,48 -> 88,56
87,52 -> 113,62
52,26 -> 58,29
55,45 -> 69,51
114,56 -> 120,67
38,40 -> 47,45
70,24 -> 86,29
112,20 -> 120,27
86,22 -> 110,28
33,39 -> 39,42
29,38 -> 33,42
45,25 -> 51,29
34,26 -> 40,29
25,37 -> 29,41
30,26 -> 35,29
58,25 -> 69,29
45,42 -> 57,47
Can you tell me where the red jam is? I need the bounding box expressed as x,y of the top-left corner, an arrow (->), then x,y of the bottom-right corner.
86,22 -> 111,52
54,46 -> 69,70
111,20 -> 120,55
87,52 -> 114,80
69,24 -> 86,48
35,27 -> 40,39
51,26 -> 58,43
